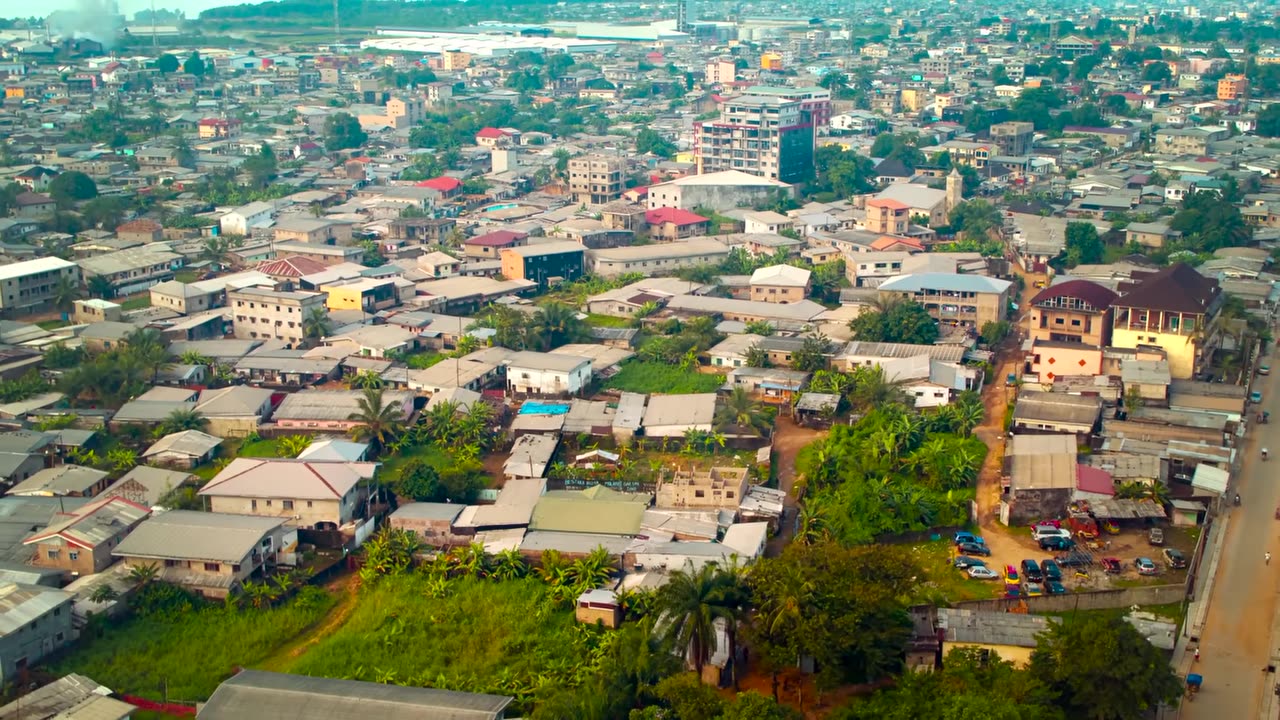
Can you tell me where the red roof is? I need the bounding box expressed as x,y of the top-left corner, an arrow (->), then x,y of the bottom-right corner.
415,176 -> 462,192
117,219 -> 163,233
870,235 -> 924,251
198,118 -> 241,127
645,207 -> 709,226
476,127 -> 508,139
1076,464 -> 1113,496
465,230 -> 529,247
256,255 -> 331,278
867,198 -> 910,210
1030,279 -> 1117,311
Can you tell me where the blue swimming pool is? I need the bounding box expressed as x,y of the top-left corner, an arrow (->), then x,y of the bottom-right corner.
518,401 -> 571,416
481,203 -> 520,213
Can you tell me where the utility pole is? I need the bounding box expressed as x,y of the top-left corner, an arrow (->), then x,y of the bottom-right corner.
151,0 -> 158,50
334,0 -> 340,49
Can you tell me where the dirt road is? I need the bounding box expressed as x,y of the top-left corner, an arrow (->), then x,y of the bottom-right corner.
766,415 -> 823,555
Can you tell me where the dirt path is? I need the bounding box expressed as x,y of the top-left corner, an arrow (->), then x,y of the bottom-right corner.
257,574 -> 359,672
766,415 -> 824,555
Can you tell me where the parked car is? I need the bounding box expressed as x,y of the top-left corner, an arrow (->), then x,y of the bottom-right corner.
1005,586 -> 1023,599
1032,519 -> 1062,529
1251,390 -> 1263,404
1040,535 -> 1076,551
1148,527 -> 1164,546
1020,559 -> 1044,583
1055,551 -> 1093,567
1004,564 -> 1020,583
954,556 -> 987,569
1101,557 -> 1123,574
1045,580 -> 1067,595
968,566 -> 1000,580
957,542 -> 992,557
1260,364 -> 1271,376
1024,582 -> 1044,597
954,532 -> 985,546
1163,548 -> 1188,569
1033,526 -> 1072,542
1041,559 -> 1063,582
1135,557 -> 1159,575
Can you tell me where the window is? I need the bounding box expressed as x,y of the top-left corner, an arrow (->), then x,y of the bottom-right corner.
204,562 -> 220,572
266,500 -> 273,507
283,500 -> 294,510
251,499 -> 258,510
69,551 -> 79,561
307,500 -> 313,508
46,550 -> 59,560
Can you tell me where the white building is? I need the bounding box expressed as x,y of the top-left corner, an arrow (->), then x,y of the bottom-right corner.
505,351 -> 592,396
219,201 -> 277,237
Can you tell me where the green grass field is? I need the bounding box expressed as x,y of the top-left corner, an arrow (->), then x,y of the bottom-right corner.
603,361 -> 725,394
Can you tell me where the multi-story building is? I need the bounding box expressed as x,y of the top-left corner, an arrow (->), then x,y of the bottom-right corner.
1110,263 -> 1221,380
198,117 -> 242,139
585,239 -> 732,277
228,287 -> 328,346
694,94 -> 815,183
78,247 -> 183,297
568,155 -> 626,204
865,198 -> 911,235
1153,126 -> 1230,155
499,242 -> 585,289
199,458 -> 377,530
0,257 -> 80,314
1027,279 -> 1117,346
744,85 -> 832,129
22,495 -> 151,576
1217,74 -> 1248,100
878,272 -> 1013,328
655,467 -> 749,510
705,58 -> 736,84
0,584 -> 74,683
989,121 -> 1035,156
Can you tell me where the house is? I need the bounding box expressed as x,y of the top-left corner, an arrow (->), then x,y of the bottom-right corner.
233,353 -> 342,387
505,351 -> 592,396
725,367 -> 812,403
0,452 -> 45,489
1027,279 -> 1116,347
14,166 -> 57,192
1125,222 -> 1180,250
228,287 -> 328,347
0,673 -> 137,719
22,495 -> 150,576
195,386 -> 276,438
529,486 -> 651,536
114,219 -> 164,244
936,608 -> 1048,668
0,584 -> 75,683
475,127 -> 520,148
141,430 -> 223,469
197,670 -> 513,720
1011,390 -> 1102,435
273,218 -> 354,246
576,588 -> 622,628
112,511 -> 294,598
102,466 -> 197,507
499,242 -> 585,289
586,239 -> 731,278
220,201 -> 276,236
642,393 -> 717,437
388,503 -> 465,547
749,265 -> 811,304
503,434 -> 559,480
655,467 -> 749,510
198,458 -> 377,531
387,217 -> 457,246
1004,434 -> 1078,525
0,257 -> 81,313
644,208 -> 710,241
77,247 -> 183,296
463,230 -> 529,259
12,192 -> 56,218
878,273 -> 1013,328
273,390 -> 415,433
270,243 -> 364,267
6,465 -> 110,498
1110,264 -> 1221,380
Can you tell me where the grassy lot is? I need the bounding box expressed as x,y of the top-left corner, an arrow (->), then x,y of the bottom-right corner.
377,443 -> 452,483
584,313 -> 633,328
239,437 -> 284,458
603,361 -> 725,394
405,350 -> 445,369
907,540 -> 1003,604
37,319 -> 69,330
174,271 -> 199,283
285,576 -> 584,697
119,294 -> 152,311
53,588 -> 336,702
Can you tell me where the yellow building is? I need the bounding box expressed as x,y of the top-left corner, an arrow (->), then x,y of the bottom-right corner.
938,608 -> 1046,669
900,87 -> 927,112
322,278 -> 399,313
760,52 -> 784,70
4,85 -> 25,99
1110,264 -> 1220,380
443,49 -> 472,71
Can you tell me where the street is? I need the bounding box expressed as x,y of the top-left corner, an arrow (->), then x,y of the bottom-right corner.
1182,361 -> 1278,718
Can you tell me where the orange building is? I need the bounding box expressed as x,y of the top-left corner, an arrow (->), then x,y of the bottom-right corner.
760,52 -> 784,70
865,198 -> 910,235
1217,74 -> 1248,100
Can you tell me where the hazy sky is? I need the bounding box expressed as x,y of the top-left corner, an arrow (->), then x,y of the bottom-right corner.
35,0 -> 242,18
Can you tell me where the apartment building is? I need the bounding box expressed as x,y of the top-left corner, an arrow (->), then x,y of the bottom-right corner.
229,287 -> 328,346
865,199 -> 911,235
1217,74 -> 1248,100
272,218 -> 354,245
586,239 -> 731,277
743,85 -> 833,129
705,58 -> 736,84
78,247 -> 183,296
1027,279 -> 1116,346
694,94 -> 815,183
1153,127 -> 1229,155
1110,264 -> 1220,379
499,242 -> 585,289
0,257 -> 80,313
878,272 -> 1013,328
568,155 -> 626,204
989,121 -> 1035,156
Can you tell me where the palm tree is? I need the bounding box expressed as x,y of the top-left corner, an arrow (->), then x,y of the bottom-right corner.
348,388 -> 406,454
276,434 -> 313,458
850,364 -> 909,410
201,236 -> 233,267
744,343 -> 771,368
654,562 -> 743,678
87,274 -> 115,299
715,386 -> 773,436
179,350 -> 214,366
124,328 -> 171,383
158,407 -> 208,435
530,302 -> 588,350
51,274 -> 81,317
348,370 -> 385,390
127,563 -> 160,586
302,307 -> 333,345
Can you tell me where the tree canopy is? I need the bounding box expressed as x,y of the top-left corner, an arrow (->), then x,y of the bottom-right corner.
848,298 -> 939,345
323,112 -> 368,152
1064,221 -> 1104,267
48,171 -> 99,206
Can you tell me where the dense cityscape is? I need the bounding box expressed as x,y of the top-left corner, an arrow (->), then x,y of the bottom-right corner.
0,0 -> 1278,717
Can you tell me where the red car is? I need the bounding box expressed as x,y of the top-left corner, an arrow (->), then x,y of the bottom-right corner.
1101,557 -> 1122,574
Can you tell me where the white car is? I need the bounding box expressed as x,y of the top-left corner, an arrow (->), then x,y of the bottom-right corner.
1032,526 -> 1072,542
968,566 -> 1000,580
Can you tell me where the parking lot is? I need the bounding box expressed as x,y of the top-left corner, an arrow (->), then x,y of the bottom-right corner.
947,524 -> 1199,597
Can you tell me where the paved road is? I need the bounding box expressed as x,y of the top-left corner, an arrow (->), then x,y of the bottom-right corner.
1183,364 -> 1277,718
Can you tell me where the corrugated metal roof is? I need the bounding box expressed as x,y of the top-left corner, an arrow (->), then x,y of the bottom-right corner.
112,511 -> 285,564
0,583 -> 73,636
199,459 -> 376,501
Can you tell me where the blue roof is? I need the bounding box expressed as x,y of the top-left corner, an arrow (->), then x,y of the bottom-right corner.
878,272 -> 1014,294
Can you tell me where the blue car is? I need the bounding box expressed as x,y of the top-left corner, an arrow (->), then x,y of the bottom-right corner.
954,532 -> 986,546
1251,391 -> 1263,404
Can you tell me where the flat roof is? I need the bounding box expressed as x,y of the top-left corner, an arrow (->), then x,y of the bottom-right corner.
0,257 -> 76,282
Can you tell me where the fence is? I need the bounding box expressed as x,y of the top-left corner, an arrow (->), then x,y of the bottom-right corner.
121,696 -> 197,716
953,583 -> 1188,614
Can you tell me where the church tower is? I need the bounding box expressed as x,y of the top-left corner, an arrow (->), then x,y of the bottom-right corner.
946,167 -> 963,214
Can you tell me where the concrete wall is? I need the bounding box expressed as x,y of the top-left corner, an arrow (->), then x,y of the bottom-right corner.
954,583 -> 1187,614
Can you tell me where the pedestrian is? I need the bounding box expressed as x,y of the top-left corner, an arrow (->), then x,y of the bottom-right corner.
1194,648 -> 1200,662
1268,552 -> 1272,565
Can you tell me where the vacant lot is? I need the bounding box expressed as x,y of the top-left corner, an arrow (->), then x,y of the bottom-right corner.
603,361 -> 725,394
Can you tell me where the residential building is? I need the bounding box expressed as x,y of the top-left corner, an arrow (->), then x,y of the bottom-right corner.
198,118 -> 243,139
220,201 -> 275,236
102,466 -> 197,507
749,264 -> 811,303
865,198 -> 911,235
645,170 -> 795,212
272,218 -> 353,245
655,467 -> 749,510
0,584 -> 74,683
78,247 -> 183,296
0,673 -> 138,718
198,458 -> 377,531
642,393 -> 717,438
989,121 -> 1035,156
322,277 -> 399,313
694,94 -> 815,183
644,207 -> 710,240
1125,221 -> 1181,249
499,242 -> 585,289
878,273 -> 1013,328
568,155 -> 626,204
0,257 -> 80,314
1153,127 -> 1229,155
1027,279 -> 1116,346
743,211 -> 793,235
270,242 -> 364,267
113,511 -> 295,598
463,230 -> 529,259
528,486 -> 650,536
388,503 -> 465,546
22,495 -> 150,576
705,58 -> 736,84
1217,74 -> 1248,100
743,85 -> 833,129
195,386 -> 276,438
197,670 -> 513,720
114,219 -> 163,244
505,351 -> 592,396
233,353 -> 341,387
273,390 -> 415,433
1110,264 -> 1221,379
142,430 -> 223,469
586,239 -> 731,277
228,287 -> 328,346
6,465 -> 110,498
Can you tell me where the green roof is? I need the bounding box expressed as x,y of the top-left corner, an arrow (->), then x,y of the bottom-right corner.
529,486 -> 649,535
